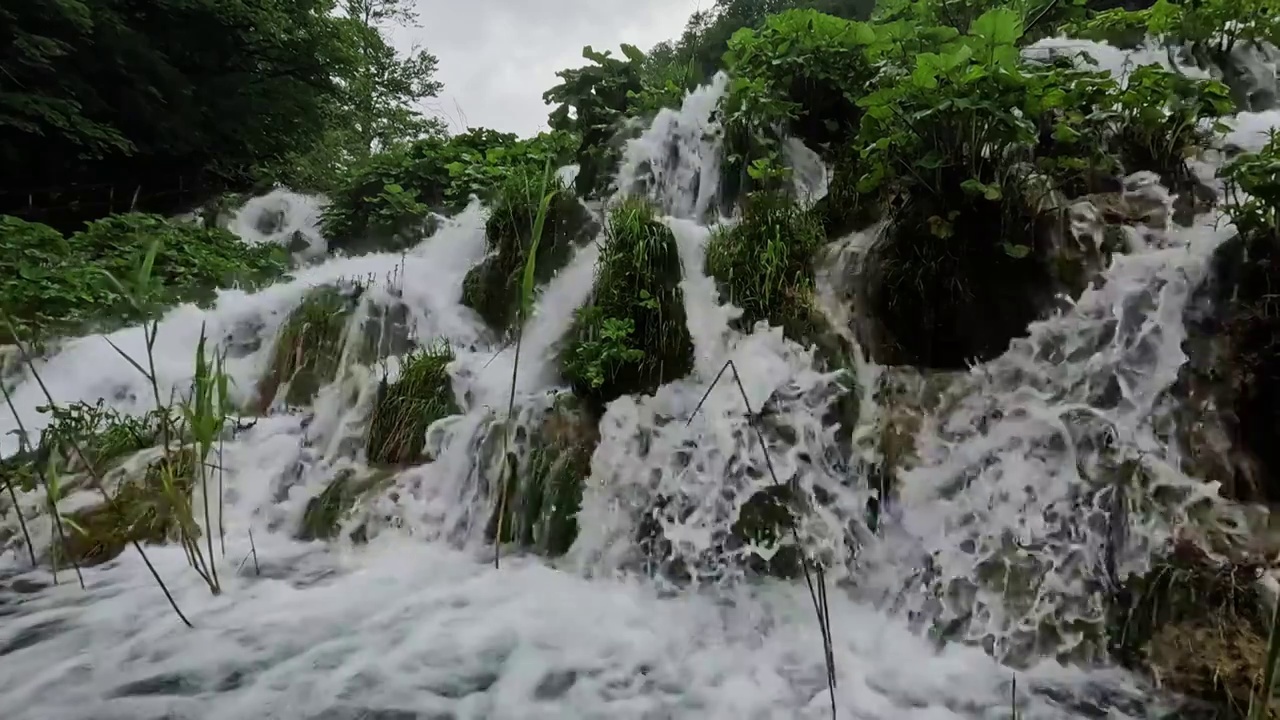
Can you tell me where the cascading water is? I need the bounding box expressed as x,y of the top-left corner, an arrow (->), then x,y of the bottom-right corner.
0,35 -> 1276,720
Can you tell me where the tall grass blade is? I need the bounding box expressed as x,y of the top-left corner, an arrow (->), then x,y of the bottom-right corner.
1249,588 -> 1280,719
0,383 -> 37,567
494,159 -> 558,569
687,359 -> 837,719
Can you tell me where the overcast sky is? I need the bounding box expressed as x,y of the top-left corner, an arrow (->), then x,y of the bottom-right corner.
392,0 -> 705,137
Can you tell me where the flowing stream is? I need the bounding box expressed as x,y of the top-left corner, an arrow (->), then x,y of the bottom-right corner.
1,38 -> 1279,720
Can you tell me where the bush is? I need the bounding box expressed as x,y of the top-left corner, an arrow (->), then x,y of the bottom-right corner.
562,199 -> 695,408
366,342 -> 459,466
720,10 -> 879,199
460,170 -> 598,335
321,129 -> 576,249
706,192 -> 848,365
0,213 -> 288,342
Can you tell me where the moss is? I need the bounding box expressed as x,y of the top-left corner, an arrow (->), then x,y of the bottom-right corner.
561,198 -> 695,409
297,467 -> 396,541
460,171 -> 598,335
1109,538 -> 1277,717
59,450 -> 197,566
253,284 -> 359,412
366,342 -> 459,466
487,393 -> 598,555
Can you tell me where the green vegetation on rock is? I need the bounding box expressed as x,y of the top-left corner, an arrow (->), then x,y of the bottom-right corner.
1,213 -> 289,344
321,129 -> 576,250
298,467 -> 396,541
461,170 -> 597,335
706,191 -> 849,366
366,342 -> 459,466
562,199 -> 694,409
254,285 -> 360,412
487,394 -> 598,555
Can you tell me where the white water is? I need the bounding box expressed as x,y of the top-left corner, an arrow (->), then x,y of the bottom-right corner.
2,41 -> 1277,719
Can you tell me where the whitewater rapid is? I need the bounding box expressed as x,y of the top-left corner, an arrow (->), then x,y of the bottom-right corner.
1,37 -> 1278,720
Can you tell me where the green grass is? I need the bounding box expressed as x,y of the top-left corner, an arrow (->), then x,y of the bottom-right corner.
561,197 -> 694,409
365,341 -> 459,466
460,169 -> 596,336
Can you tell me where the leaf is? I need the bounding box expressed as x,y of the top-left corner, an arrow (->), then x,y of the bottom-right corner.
970,8 -> 1024,45
1002,242 -> 1032,259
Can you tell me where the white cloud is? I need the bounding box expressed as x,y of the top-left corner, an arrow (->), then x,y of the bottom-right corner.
392,0 -> 705,137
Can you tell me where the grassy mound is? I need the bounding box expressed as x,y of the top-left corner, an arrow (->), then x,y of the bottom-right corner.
253,285 -> 359,412
561,198 -> 694,409
460,170 -> 597,336
365,342 -> 459,466
705,191 -> 851,368
487,393 -> 598,555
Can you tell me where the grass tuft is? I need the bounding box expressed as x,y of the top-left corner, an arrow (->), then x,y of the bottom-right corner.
561,197 -> 694,409
366,341 -> 459,466
254,284 -> 359,411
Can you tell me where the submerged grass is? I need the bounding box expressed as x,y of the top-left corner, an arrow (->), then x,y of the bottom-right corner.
254,284 -> 357,412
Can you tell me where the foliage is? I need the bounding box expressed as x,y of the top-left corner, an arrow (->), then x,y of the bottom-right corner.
254,285 -> 360,412
366,342 -> 459,466
1066,0 -> 1280,53
1222,131 -> 1280,238
562,199 -> 694,409
461,170 -> 596,335
705,192 -> 826,339
269,0 -> 448,192
1,213 -> 289,343
321,129 -> 576,245
543,44 -> 653,199
0,0 -> 362,226
722,9 -> 879,165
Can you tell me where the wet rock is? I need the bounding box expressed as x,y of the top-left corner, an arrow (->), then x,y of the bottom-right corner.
1178,228 -> 1280,502
254,206 -> 287,236
253,284 -> 360,414
297,467 -> 396,542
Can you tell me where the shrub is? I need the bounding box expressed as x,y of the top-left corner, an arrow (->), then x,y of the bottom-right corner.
460,170 -> 597,335
705,192 -> 844,364
366,342 -> 459,466
321,129 -> 576,248
562,199 -> 694,408
1,213 -> 288,342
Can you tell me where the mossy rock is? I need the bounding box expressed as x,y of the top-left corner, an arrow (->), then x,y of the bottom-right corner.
731,484 -> 804,579
356,291 -> 415,365
58,450 -> 197,567
811,153 -> 881,239
460,172 -> 599,336
857,194 -> 1071,368
297,467 -> 396,541
486,393 -> 599,555
561,198 -> 695,410
366,342 -> 459,466
253,284 -> 361,412
1109,538 -> 1279,717
707,192 -> 856,370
